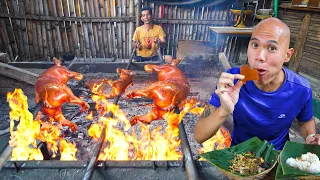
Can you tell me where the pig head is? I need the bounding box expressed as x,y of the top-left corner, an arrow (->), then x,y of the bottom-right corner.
126,59 -> 190,126
35,57 -> 89,132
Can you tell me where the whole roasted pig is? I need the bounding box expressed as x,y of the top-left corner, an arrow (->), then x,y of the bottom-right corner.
126,59 -> 190,126
102,68 -> 135,98
35,57 -> 89,132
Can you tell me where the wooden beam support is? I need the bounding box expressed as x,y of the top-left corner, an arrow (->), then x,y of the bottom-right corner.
289,13 -> 311,72
0,62 -> 39,85
219,52 -> 232,71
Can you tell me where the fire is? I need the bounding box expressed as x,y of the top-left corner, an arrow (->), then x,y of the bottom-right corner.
91,80 -> 105,95
7,88 -> 43,160
7,88 -> 78,160
88,96 -> 207,160
60,139 -> 77,160
198,126 -> 231,154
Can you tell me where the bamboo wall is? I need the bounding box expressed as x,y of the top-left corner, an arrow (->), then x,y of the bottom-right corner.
279,8 -> 320,79
0,0 -> 267,62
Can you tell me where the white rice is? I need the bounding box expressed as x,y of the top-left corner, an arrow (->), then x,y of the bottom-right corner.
286,152 -> 320,174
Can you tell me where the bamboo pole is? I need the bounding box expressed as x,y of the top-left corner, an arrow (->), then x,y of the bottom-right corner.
89,0 -> 99,57
64,0 -> 75,53
3,0 -> 18,61
172,5 -> 177,57
105,0 -> 113,57
52,0 -> 64,56
136,0 -> 141,27
204,7 -> 209,41
95,0 -> 105,57
11,0 -> 24,61
116,0 -> 123,58
111,0 -> 118,59
56,0 -> 69,54
128,0 -> 134,56
28,2 -> 39,60
39,0 -> 49,60
86,0 -> 96,57
43,0 -> 54,59
64,0 -> 74,53
25,4 -> 35,61
35,0 -> 44,59
75,0 -> 84,57
189,7 -> 195,41
100,0 -> 109,57
0,19 -> 14,60
121,0 -> 126,58
80,0 -> 90,57
69,0 -> 80,57
49,0 -> 59,56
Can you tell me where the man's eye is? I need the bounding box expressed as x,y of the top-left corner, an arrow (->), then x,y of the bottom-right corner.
251,43 -> 258,48
269,46 -> 277,51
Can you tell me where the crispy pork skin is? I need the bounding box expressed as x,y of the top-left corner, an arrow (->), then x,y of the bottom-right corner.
35,58 -> 89,132
126,59 -> 190,126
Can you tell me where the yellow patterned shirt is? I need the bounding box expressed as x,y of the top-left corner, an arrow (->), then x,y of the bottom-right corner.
132,25 -> 166,57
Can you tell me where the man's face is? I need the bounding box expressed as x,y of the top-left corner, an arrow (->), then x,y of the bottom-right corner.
247,22 -> 293,85
141,10 -> 152,24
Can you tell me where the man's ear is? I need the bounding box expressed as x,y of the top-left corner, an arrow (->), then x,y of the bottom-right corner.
285,48 -> 294,63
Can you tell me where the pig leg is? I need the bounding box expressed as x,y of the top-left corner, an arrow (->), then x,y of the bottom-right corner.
130,106 -> 161,126
54,113 -> 78,132
126,89 -> 151,99
68,94 -> 90,112
41,107 -> 78,132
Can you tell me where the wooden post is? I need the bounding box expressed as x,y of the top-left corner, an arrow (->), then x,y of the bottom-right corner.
289,13 -> 311,73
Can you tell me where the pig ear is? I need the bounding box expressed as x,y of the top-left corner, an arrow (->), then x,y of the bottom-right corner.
116,68 -> 121,73
53,57 -> 61,66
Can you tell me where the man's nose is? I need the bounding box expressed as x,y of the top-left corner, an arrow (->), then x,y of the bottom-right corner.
255,48 -> 266,62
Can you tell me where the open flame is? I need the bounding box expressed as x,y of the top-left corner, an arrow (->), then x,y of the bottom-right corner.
7,88 -> 230,161
88,96 -> 209,160
7,88 -> 43,160
198,126 -> 231,154
7,88 -> 78,160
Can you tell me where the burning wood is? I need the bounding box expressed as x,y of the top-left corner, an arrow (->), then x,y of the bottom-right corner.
35,57 -> 90,132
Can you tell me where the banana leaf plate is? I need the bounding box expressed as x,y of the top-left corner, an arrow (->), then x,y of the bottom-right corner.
276,141 -> 320,180
200,137 -> 279,180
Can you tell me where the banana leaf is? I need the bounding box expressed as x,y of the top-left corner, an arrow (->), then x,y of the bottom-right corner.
277,141 -> 320,178
200,137 -> 279,178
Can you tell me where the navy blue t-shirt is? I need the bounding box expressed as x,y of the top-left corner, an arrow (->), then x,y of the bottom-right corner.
209,67 -> 313,150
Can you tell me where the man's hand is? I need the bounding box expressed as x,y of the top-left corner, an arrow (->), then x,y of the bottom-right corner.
136,41 -> 141,49
215,72 -> 245,116
154,38 -> 161,45
306,134 -> 320,145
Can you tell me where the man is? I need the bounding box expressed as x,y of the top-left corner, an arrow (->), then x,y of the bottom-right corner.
194,18 -> 320,150
132,7 -> 172,63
